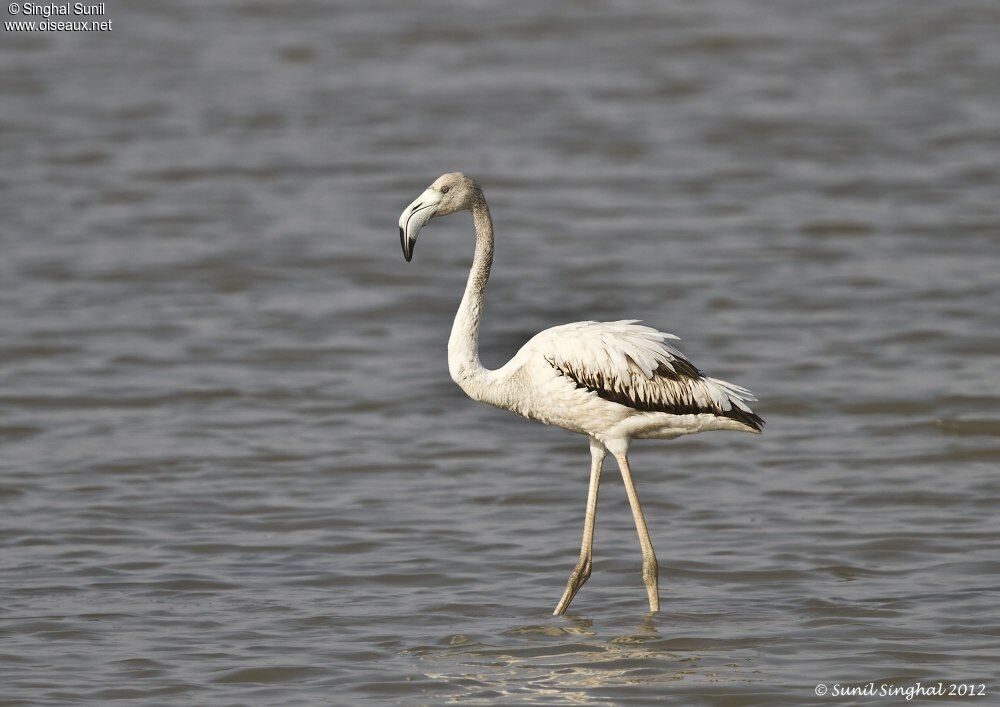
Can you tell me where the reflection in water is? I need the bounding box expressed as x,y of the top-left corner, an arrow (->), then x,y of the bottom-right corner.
414,614 -> 761,703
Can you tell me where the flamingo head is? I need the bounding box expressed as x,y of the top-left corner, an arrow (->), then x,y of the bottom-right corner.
398,172 -> 480,262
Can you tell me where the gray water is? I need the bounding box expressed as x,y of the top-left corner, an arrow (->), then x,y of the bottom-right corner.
2,1 -> 999,704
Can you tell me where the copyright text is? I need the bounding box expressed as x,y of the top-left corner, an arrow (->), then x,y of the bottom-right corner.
6,3 -> 112,31
814,682 -> 987,700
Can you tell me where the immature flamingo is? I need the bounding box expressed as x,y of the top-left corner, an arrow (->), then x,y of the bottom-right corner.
399,173 -> 763,614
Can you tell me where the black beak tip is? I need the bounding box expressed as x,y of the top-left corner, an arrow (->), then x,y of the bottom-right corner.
400,226 -> 413,262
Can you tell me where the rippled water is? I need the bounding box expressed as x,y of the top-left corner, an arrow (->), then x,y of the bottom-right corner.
2,1 -> 999,703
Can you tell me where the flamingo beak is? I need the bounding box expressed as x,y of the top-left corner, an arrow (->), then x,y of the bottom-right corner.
398,188 -> 442,262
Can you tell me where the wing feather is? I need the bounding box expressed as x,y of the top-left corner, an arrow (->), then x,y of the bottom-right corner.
530,320 -> 764,431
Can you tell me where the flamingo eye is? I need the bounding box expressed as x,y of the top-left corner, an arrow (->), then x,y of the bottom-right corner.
441,186 -> 450,194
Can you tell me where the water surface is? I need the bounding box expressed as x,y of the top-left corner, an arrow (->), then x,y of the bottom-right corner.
1,1 -> 998,704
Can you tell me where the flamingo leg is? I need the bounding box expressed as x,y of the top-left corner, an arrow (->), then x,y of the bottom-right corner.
612,451 -> 660,612
553,438 -> 606,615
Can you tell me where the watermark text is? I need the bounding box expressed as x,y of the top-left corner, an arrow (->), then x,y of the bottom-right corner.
5,3 -> 112,32
814,682 -> 987,700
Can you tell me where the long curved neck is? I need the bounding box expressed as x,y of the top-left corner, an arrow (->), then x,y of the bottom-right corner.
448,192 -> 494,390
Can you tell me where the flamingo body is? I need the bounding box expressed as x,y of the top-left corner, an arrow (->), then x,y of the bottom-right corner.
465,319 -> 762,443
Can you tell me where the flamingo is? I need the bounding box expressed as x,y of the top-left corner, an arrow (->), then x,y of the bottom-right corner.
398,173 -> 763,614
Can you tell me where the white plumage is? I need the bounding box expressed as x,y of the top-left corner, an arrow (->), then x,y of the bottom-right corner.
517,320 -> 760,432
399,173 -> 763,614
